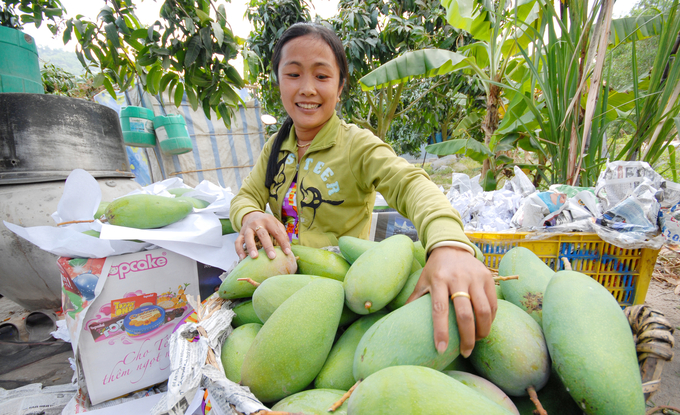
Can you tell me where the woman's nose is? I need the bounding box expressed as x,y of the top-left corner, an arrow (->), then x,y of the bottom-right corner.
299,75 -> 316,96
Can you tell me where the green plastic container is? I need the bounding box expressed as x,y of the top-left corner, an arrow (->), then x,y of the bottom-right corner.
0,26 -> 43,94
154,114 -> 193,155
120,106 -> 156,147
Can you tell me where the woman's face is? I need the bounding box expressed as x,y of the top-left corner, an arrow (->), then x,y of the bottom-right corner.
278,35 -> 344,141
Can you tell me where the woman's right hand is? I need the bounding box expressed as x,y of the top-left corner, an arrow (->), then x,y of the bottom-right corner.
235,211 -> 292,260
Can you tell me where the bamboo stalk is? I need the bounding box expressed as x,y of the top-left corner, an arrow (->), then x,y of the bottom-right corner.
328,380 -> 361,412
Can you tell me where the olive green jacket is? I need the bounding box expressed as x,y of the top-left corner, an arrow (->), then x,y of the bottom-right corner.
230,114 -> 475,254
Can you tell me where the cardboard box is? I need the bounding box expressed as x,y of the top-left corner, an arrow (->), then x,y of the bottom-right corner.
59,249 -> 201,405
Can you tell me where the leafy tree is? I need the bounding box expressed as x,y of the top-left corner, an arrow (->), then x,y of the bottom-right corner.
0,0 -> 64,31
331,0 -> 473,141
62,0 -> 245,126
244,0 -> 312,129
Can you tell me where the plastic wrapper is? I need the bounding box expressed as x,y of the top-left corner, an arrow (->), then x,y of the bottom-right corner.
448,172 -> 524,232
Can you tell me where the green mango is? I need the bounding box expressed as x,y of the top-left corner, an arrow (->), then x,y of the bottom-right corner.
442,354 -> 477,374
387,268 -> 422,310
291,244 -> 350,281
251,274 -> 357,326
498,247 -> 554,326
469,300 -> 550,397
167,188 -> 194,196
271,389 -> 347,414
543,271 -> 644,415
252,274 -> 318,322
495,284 -> 504,299
241,278 -> 344,402
338,236 -> 376,264
220,323 -> 261,383
339,235 -> 421,271
347,365 -> 513,415
177,195 -> 209,208
218,247 -> 298,300
413,240 -> 426,267
353,294 -> 460,381
82,230 -> 101,238
104,194 -> 193,229
338,306 -> 360,327
314,311 -> 387,390
94,202 -> 109,220
231,300 -> 262,327
445,371 -> 520,415
219,218 -> 235,235
344,235 -> 413,314
511,368 -> 583,415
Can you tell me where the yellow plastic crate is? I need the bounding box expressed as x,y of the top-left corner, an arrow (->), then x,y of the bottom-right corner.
465,232 -> 660,306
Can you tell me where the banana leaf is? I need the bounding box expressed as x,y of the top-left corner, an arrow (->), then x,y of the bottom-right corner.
609,13 -> 665,46
358,49 -> 475,91
425,138 -> 493,163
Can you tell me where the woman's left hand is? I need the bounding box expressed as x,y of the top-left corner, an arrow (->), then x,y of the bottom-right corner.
405,245 -> 497,358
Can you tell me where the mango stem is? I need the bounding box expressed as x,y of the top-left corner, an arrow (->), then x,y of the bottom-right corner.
493,275 -> 519,281
527,386 -> 548,415
364,301 -> 372,310
645,406 -> 680,415
328,380 -> 361,412
561,257 -> 572,271
237,278 -> 260,287
57,219 -> 96,226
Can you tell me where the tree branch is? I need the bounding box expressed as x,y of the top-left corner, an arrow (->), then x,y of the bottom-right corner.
395,79 -> 447,118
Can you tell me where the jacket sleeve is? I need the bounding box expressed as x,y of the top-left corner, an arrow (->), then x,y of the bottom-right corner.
347,129 -> 476,255
229,134 -> 276,231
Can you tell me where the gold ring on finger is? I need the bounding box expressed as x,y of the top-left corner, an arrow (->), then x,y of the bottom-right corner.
254,225 -> 263,232
451,291 -> 471,301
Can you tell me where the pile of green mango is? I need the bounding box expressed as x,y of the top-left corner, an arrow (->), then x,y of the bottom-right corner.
217,237 -> 645,415
86,187 -> 237,235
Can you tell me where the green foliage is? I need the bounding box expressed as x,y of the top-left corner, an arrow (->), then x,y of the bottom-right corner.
41,62 -> 76,94
614,0 -> 680,165
63,0 -> 245,127
244,0 -> 312,122
38,46 -> 86,75
0,0 -> 64,32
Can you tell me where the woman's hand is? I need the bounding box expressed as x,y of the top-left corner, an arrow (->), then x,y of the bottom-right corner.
405,246 -> 497,358
235,211 -> 292,260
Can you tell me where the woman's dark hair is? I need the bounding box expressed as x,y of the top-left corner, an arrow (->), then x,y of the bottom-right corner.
264,22 -> 349,188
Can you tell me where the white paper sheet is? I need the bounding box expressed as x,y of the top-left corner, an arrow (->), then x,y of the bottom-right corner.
147,234 -> 240,271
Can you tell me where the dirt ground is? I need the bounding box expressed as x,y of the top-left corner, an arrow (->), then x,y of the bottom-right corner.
644,248 -> 680,412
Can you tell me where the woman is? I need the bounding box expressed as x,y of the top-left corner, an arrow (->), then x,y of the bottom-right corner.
230,22 -> 496,358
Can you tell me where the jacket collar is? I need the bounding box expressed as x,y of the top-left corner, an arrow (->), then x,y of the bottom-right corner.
280,113 -> 340,154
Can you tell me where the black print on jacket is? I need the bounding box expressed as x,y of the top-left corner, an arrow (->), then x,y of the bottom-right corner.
269,156 -> 288,201
299,177 -> 344,229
